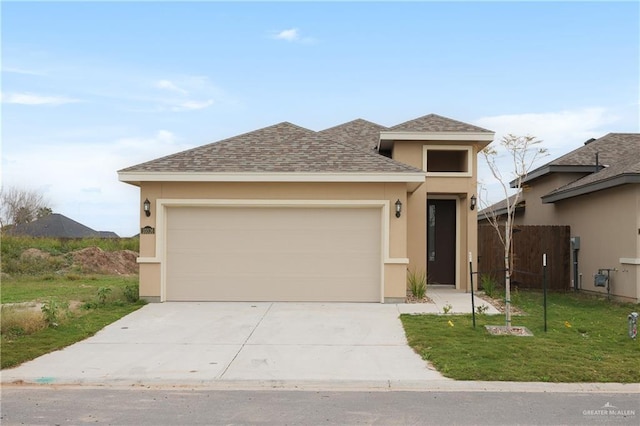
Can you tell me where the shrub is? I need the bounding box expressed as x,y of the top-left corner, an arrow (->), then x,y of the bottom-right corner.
480,274 -> 501,298
442,303 -> 453,314
123,284 -> 139,303
407,269 -> 427,299
97,287 -> 112,305
41,299 -> 68,328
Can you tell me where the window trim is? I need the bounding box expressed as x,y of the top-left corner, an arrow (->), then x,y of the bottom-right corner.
422,145 -> 473,177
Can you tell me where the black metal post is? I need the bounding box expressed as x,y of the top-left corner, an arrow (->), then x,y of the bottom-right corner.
469,252 -> 476,328
543,253 -> 547,332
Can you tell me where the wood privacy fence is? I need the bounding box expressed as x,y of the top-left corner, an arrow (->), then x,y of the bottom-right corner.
477,225 -> 571,291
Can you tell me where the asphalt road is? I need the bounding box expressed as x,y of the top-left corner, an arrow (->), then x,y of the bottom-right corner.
1,387 -> 638,425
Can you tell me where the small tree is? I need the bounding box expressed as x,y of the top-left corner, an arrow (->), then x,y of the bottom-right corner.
480,134 -> 547,330
0,186 -> 51,228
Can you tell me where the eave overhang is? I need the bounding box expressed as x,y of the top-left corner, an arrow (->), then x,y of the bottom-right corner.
118,171 -> 427,192
378,131 -> 494,151
513,165 -> 602,188
541,173 -> 640,203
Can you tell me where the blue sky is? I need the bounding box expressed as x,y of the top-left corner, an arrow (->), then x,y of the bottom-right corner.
2,1 -> 639,237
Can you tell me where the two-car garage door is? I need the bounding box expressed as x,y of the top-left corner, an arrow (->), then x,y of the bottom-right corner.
165,206 -> 382,302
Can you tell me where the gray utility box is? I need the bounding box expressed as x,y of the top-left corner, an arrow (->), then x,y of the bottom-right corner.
594,273 -> 608,287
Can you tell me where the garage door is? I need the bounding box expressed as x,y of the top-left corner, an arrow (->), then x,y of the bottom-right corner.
165,206 -> 381,302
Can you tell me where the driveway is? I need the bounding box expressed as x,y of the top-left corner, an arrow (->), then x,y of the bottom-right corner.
1,302 -> 447,388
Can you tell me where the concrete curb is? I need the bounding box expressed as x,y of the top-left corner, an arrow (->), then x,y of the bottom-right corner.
3,379 -> 639,393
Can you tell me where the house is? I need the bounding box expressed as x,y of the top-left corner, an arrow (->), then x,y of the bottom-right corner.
6,213 -> 120,239
480,133 -> 640,303
118,114 -> 494,302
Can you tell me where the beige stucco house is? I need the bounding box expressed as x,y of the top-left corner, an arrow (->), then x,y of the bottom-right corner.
480,133 -> 640,303
118,114 -> 494,302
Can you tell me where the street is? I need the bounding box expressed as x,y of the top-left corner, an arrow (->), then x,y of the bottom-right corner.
1,387 -> 638,425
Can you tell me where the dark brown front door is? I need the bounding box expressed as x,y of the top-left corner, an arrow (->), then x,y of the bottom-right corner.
427,199 -> 456,285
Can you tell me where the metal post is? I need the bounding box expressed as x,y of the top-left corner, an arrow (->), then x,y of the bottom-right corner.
469,252 -> 476,328
543,253 -> 547,332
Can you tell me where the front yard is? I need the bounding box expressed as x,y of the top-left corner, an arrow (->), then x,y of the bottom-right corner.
401,290 -> 640,382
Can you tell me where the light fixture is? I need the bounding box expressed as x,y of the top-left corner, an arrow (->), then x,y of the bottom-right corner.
395,199 -> 402,218
470,195 -> 477,211
143,198 -> 151,217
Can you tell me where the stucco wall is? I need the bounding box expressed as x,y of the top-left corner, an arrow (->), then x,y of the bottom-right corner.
393,140 -> 480,291
137,181 -> 409,301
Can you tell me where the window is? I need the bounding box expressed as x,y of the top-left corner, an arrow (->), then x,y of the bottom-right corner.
423,146 -> 472,176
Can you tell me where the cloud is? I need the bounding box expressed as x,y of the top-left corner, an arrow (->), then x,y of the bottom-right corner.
1,92 -> 81,105
155,79 -> 188,95
474,107 -> 623,207
272,28 -> 315,44
1,129 -> 195,237
1,66 -> 45,76
171,99 -> 214,111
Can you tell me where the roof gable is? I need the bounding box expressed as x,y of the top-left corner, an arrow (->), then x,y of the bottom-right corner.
389,113 -> 492,133
319,119 -> 388,152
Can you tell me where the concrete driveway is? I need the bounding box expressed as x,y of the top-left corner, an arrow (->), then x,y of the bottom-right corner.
1,302 -> 447,388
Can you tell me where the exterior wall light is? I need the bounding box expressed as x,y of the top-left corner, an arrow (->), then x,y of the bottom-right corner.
470,195 -> 477,211
395,199 -> 402,218
143,198 -> 151,217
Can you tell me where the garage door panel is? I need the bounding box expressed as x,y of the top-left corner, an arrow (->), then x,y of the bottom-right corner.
166,206 -> 381,302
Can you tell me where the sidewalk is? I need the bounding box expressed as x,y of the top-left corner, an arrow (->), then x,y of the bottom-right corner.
398,285 -> 501,315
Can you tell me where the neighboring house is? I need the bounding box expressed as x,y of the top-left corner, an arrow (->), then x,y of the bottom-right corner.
118,114 -> 494,302
6,213 -> 120,239
480,133 -> 640,303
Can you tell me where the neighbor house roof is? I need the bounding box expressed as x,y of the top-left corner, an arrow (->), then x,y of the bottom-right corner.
318,119 -> 388,152
7,213 -> 119,239
478,194 -> 526,220
541,133 -> 640,202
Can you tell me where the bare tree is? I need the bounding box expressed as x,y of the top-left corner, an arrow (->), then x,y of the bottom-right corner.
0,186 -> 51,228
480,134 -> 547,330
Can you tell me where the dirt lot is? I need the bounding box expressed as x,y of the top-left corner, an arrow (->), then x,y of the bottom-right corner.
20,247 -> 138,275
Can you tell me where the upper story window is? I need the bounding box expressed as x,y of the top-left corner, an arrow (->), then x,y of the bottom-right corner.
423,145 -> 472,177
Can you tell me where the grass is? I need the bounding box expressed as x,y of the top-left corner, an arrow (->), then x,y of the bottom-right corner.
1,274 -> 144,369
0,275 -> 139,304
401,291 -> 640,382
1,303 -> 143,369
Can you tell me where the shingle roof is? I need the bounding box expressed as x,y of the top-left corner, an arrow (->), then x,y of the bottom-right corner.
319,119 -> 388,152
7,214 -> 118,238
542,133 -> 640,199
120,122 -> 422,174
389,113 -> 492,133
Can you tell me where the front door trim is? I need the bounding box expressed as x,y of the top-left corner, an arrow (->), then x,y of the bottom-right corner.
426,195 -> 460,289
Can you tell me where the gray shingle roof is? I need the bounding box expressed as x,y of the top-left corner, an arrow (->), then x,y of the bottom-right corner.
319,119 -> 388,152
543,133 -> 640,199
120,122 -> 422,174
389,113 -> 492,133
7,214 -> 118,238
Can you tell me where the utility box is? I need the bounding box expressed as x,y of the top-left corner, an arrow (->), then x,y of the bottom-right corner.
571,236 -> 580,249
594,273 -> 608,287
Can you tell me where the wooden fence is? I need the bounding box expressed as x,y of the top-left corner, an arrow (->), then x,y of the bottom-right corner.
478,225 -> 571,291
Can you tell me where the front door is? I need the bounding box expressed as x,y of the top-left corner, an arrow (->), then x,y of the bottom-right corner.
427,199 -> 456,285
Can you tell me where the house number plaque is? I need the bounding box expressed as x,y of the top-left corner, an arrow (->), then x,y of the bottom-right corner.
141,226 -> 155,235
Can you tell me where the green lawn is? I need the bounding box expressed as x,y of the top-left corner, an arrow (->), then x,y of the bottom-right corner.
1,275 -> 144,369
401,291 -> 640,382
401,292 -> 640,383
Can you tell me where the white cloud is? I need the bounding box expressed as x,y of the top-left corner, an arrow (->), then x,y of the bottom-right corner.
155,79 -> 188,95
274,28 -> 300,41
272,28 -> 316,44
1,66 -> 44,76
474,107 -> 623,207
171,99 -> 214,111
1,130 -> 194,237
1,92 -> 81,105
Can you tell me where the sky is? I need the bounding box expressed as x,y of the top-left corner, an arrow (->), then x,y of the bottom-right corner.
2,1 -> 639,237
